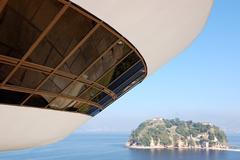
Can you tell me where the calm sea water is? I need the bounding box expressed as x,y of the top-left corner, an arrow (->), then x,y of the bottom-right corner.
0,133 -> 239,160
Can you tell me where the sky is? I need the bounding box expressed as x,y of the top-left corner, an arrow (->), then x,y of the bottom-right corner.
79,1 -> 240,134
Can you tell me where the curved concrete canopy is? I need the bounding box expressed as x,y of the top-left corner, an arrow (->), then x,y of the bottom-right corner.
72,0 -> 214,75
0,105 -> 91,151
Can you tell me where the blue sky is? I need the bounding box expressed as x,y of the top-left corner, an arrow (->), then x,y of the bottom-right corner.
80,1 -> 240,134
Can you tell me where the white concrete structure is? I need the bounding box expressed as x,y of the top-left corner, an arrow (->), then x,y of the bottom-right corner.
0,104 -> 91,151
73,0 -> 214,74
0,0 -> 213,151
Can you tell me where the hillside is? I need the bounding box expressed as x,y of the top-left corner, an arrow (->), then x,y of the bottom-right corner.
127,118 -> 228,149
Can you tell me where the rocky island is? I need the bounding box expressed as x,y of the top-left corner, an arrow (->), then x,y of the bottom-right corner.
127,118 -> 229,150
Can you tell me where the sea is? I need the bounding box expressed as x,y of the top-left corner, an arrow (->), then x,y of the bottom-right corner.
0,133 -> 239,160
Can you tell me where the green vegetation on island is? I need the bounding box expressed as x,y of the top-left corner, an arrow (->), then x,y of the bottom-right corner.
127,118 -> 228,149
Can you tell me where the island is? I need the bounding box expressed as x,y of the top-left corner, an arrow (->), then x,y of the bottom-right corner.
127,118 -> 229,150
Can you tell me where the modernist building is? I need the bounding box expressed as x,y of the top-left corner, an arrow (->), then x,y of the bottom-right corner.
0,0 -> 213,151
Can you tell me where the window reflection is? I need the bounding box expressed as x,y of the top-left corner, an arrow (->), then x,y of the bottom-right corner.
0,63 -> 14,82
27,7 -> 96,68
59,26 -> 117,75
0,89 -> 29,105
0,0 -> 147,116
0,0 -> 63,58
78,88 -> 100,100
108,61 -> 144,92
24,94 -> 53,108
97,52 -> 140,87
83,42 -> 131,83
40,75 -> 71,93
7,67 -> 47,89
77,104 -> 101,116
49,97 -> 75,110
65,102 -> 81,112
62,81 -> 87,97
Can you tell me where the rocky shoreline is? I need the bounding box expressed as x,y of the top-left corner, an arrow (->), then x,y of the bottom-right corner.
126,143 -> 240,152
126,143 -> 226,150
